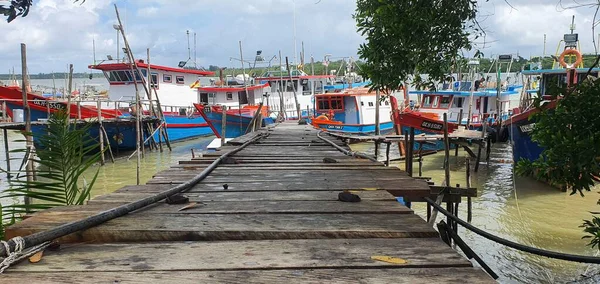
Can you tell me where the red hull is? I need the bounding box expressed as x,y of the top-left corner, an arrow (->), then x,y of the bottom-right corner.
0,86 -> 121,119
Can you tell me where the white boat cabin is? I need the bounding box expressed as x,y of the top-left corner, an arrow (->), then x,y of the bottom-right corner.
314,89 -> 392,125
90,60 -> 215,109
195,83 -> 271,109
411,88 -> 520,124
255,70 -> 335,118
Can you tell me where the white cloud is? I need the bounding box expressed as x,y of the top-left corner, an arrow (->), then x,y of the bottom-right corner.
137,6 -> 158,17
2,0 -> 600,73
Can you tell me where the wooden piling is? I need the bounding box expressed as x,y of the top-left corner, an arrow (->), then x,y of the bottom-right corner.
475,121 -> 487,172
385,142 -> 391,167
466,158 -> 472,222
443,113 -> 451,186
2,101 -> 6,122
97,100 -> 105,165
285,56 -> 301,120
418,142 -> 423,177
221,105 -> 227,145
3,128 -> 11,181
408,127 -> 415,176
21,43 -> 33,210
67,64 -> 73,114
77,101 -> 81,120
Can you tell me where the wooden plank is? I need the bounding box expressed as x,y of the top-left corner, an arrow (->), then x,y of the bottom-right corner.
1,267 -> 494,284
7,239 -> 472,272
54,200 -> 414,215
89,190 -> 397,203
7,213 -> 439,242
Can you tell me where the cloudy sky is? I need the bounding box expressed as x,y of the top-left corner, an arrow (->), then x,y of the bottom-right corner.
0,0 -> 599,73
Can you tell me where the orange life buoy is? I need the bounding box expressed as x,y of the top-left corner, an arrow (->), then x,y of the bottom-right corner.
316,114 -> 329,121
559,48 -> 582,68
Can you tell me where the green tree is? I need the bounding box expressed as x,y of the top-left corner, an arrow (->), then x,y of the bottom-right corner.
354,0 -> 480,92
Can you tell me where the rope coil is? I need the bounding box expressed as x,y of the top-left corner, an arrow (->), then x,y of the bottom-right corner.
0,237 -> 51,274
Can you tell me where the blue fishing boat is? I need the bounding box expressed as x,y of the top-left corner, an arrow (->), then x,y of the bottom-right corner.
193,83 -> 275,138
311,88 -> 394,134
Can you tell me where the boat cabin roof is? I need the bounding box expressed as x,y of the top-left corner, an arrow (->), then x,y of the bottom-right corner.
197,83 -> 270,93
409,89 -> 519,97
522,68 -> 600,75
89,60 -> 214,76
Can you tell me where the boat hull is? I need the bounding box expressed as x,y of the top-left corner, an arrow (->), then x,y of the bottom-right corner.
163,114 -> 213,141
312,120 -> 395,134
31,120 -> 138,151
194,104 -> 275,138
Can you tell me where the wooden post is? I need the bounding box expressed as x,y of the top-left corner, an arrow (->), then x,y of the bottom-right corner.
114,5 -> 141,184
475,121 -> 486,172
221,105 -> 227,145
466,158 -> 472,222
385,142 -> 391,167
418,142 -> 423,177
46,102 -> 50,118
404,132 -> 409,172
21,43 -> 33,210
77,101 -> 81,120
67,64 -> 73,116
486,135 -> 492,162
2,101 -> 6,121
285,56 -> 301,120
4,128 -> 11,181
458,109 -> 463,126
97,100 -> 105,165
374,140 -> 379,160
443,113 -> 451,185
408,127 -> 415,176
375,89 -> 380,135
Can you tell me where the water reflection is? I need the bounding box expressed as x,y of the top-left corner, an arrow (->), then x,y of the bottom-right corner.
353,141 -> 600,283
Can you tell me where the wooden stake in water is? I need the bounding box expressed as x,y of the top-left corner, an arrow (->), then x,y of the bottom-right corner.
21,43 -> 33,210
221,105 -> 227,146
67,64 -> 73,115
97,100 -> 105,165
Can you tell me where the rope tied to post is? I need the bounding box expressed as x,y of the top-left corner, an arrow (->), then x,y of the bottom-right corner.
0,237 -> 50,273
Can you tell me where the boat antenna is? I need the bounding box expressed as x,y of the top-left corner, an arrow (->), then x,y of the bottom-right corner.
194,32 -> 197,68
570,15 -> 575,34
187,30 -> 191,63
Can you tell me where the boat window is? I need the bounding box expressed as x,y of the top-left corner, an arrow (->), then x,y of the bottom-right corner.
440,96 -> 451,108
133,70 -> 142,81
384,100 -> 389,106
453,97 -> 464,108
141,69 -> 147,77
106,70 -> 143,83
176,76 -> 185,84
286,80 -> 297,92
315,81 -> 324,92
422,96 -> 432,108
316,96 -> 344,111
226,92 -> 233,100
151,73 -> 159,88
361,101 -> 364,106
163,74 -> 172,83
432,96 -> 440,108
368,102 -> 374,107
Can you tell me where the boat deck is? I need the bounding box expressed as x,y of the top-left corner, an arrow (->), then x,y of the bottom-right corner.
2,122 -> 493,283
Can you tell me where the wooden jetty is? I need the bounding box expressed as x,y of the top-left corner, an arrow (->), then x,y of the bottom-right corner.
2,122 -> 492,283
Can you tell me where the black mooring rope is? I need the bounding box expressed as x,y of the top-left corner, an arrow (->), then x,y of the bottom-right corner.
425,197 -> 600,263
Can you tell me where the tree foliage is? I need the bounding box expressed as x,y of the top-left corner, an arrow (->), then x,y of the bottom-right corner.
515,76 -> 600,194
0,111 -> 101,237
354,0 -> 480,92
1,0 -> 84,22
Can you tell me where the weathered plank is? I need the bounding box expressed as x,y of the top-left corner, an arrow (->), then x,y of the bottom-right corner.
7,213 -> 438,242
45,200 -> 413,215
1,267 -> 495,284
90,190 -> 397,203
8,239 -> 473,272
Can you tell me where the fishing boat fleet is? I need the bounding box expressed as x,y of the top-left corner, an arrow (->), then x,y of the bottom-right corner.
0,20 -> 589,172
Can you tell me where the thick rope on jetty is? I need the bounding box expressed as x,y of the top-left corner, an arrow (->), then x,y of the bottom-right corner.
0,237 -> 50,273
316,130 -> 379,163
0,132 -> 269,261
425,197 -> 600,264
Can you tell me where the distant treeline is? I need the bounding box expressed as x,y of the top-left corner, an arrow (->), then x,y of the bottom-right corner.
0,73 -> 105,80
206,59 -> 365,77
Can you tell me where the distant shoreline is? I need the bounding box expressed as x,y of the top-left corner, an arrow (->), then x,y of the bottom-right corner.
0,73 -> 105,80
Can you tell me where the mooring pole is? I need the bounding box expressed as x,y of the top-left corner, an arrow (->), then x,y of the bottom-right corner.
21,43 -> 33,210
221,106 -> 227,146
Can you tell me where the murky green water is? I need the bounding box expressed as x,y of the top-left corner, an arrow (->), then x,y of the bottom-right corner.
1,128 -> 599,283
352,142 -> 600,283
